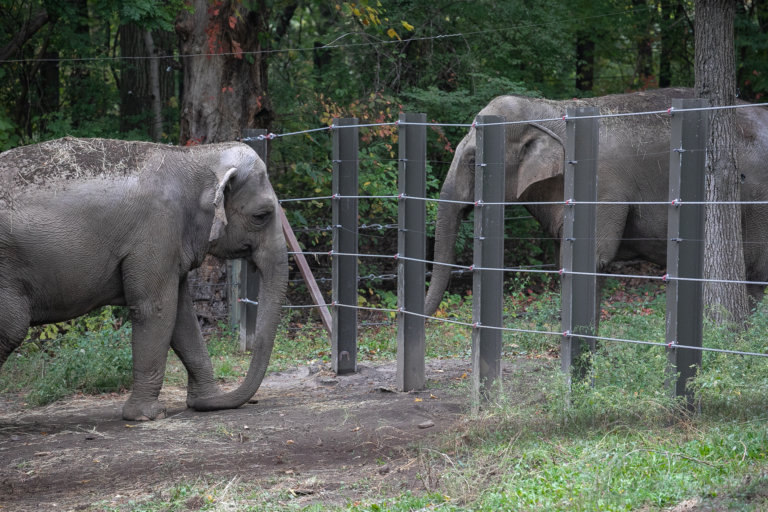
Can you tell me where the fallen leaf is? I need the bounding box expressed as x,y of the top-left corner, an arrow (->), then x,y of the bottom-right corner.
414,398 -> 423,402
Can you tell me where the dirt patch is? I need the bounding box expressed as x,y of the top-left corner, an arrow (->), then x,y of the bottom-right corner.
0,357 -> 547,511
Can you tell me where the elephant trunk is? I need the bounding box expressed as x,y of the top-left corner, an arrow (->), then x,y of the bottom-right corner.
190,248 -> 288,411
425,199 -> 468,317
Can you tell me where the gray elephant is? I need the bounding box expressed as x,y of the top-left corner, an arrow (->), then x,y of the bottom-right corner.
0,137 -> 288,421
425,88 -> 768,317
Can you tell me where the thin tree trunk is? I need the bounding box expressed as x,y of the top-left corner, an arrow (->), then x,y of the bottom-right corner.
695,0 -> 749,328
142,30 -> 163,141
575,31 -> 595,92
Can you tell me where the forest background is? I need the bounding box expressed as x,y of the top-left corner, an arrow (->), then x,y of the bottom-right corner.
2,0 -> 767,311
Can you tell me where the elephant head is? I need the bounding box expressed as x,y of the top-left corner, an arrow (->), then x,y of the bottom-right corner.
185,143 -> 289,412
425,96 -> 566,316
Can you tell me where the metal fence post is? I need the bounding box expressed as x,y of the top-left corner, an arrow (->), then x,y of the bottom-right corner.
561,107 -> 599,384
666,98 -> 707,407
237,128 -> 267,351
471,115 -> 506,405
397,112 -> 427,391
332,118 -> 359,374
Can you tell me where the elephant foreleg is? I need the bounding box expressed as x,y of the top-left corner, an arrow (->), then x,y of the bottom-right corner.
122,279 -> 179,421
170,277 -> 221,405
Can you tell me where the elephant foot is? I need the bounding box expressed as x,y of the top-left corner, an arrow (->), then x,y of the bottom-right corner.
186,381 -> 221,403
122,398 -> 167,421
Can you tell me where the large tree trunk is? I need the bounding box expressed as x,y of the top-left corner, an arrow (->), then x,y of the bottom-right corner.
695,0 -> 749,328
175,0 -> 282,330
175,0 -> 274,144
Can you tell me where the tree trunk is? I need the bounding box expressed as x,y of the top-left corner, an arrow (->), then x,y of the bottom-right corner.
119,24 -> 174,138
695,0 -> 749,328
633,0 -> 654,88
142,30 -> 163,141
175,0 -> 275,144
575,31 -> 595,93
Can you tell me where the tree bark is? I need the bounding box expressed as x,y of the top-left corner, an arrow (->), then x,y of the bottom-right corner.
575,31 -> 595,92
695,0 -> 749,327
142,30 -> 164,141
633,0 -> 654,88
0,8 -> 49,62
119,24 -> 174,138
175,0 -> 275,144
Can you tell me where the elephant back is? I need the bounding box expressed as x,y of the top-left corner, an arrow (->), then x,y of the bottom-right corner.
0,137 -> 183,210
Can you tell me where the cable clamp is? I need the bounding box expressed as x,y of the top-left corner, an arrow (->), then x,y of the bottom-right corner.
667,106 -> 674,115
671,198 -> 681,206
474,200 -> 484,207
667,340 -> 676,348
393,253 -> 399,260
563,330 -> 571,337
558,268 -> 565,275
565,198 -> 574,206
662,273 -> 670,282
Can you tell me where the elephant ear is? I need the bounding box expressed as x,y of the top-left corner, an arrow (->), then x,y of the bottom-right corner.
208,145 -> 259,241
209,167 -> 238,241
516,123 -> 565,199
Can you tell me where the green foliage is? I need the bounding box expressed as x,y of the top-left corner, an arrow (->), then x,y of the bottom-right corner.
1,322 -> 133,406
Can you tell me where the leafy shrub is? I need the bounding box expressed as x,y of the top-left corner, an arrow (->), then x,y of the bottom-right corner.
1,312 -> 133,406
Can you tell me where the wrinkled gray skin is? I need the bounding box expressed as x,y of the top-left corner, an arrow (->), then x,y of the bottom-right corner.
0,137 -> 288,421
425,88 -> 768,318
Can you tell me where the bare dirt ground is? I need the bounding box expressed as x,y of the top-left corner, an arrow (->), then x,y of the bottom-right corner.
0,357 -> 547,511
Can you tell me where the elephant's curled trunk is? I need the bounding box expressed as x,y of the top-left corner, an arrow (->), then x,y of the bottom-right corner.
189,253 -> 288,411
425,201 -> 467,317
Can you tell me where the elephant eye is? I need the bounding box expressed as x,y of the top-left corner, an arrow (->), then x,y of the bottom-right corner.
251,211 -> 271,225
468,157 -> 476,173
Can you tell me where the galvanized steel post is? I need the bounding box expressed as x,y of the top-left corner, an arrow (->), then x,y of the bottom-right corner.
471,115 -> 506,404
666,98 -> 707,407
332,118 -> 359,374
397,113 -> 427,391
561,107 -> 599,384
